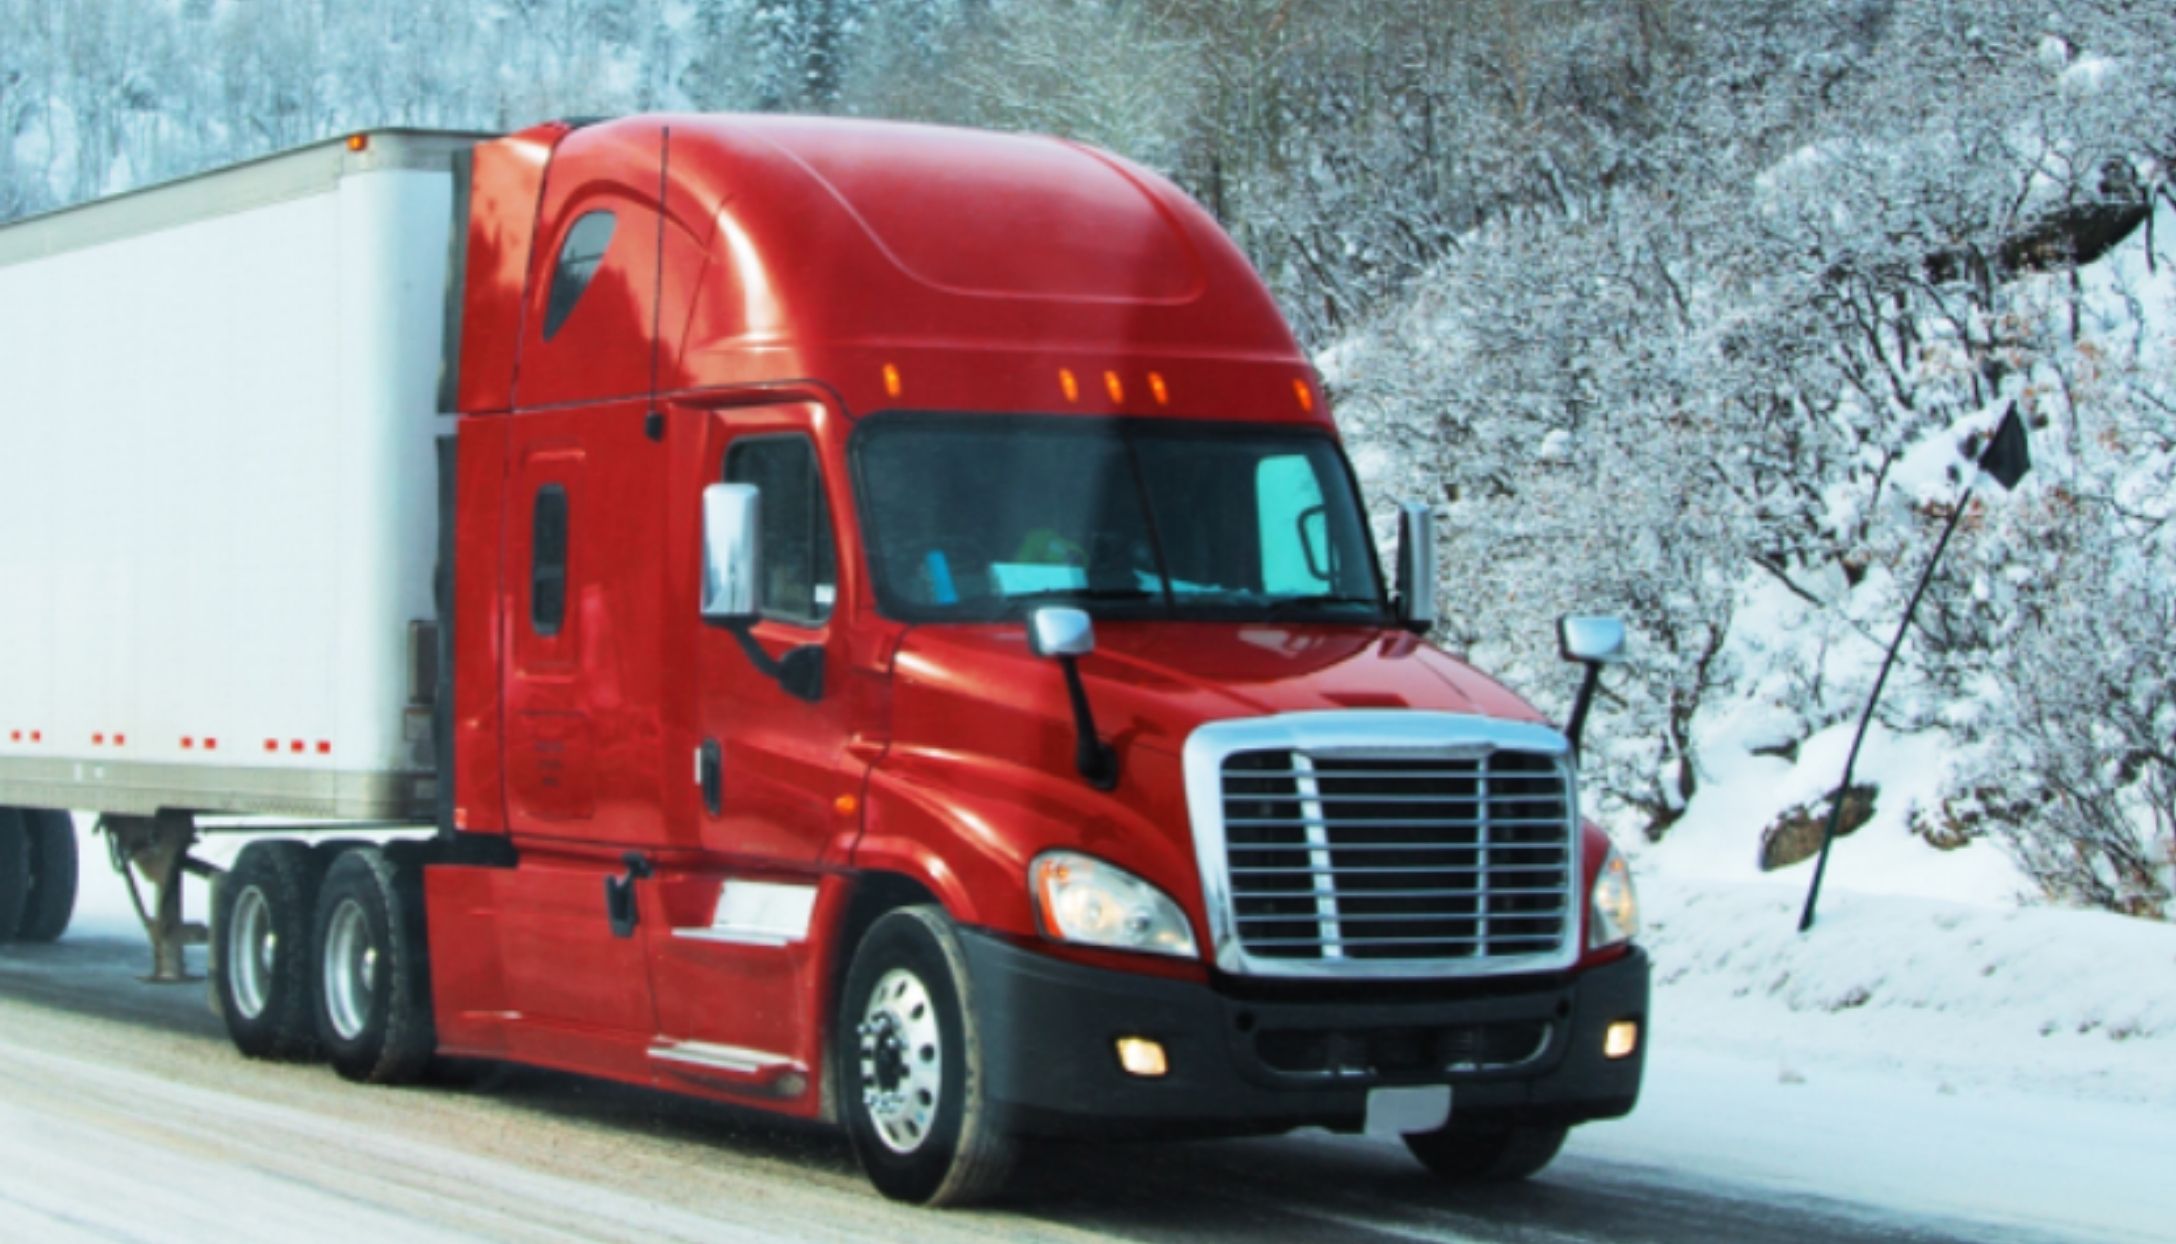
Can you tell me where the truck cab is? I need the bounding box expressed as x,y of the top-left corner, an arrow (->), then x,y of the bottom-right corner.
421,114 -> 1645,1203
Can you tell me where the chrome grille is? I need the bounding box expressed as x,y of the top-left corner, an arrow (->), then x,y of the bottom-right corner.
1218,746 -> 1575,965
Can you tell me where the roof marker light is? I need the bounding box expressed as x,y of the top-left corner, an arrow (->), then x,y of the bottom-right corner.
1293,378 -> 1315,413
882,363 -> 903,399
346,133 -> 369,153
1148,372 -> 1170,406
1059,368 -> 1080,403
1104,371 -> 1125,403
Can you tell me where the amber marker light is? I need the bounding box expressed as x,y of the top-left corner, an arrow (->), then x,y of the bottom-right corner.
346,133 -> 369,153
834,793 -> 860,817
1059,368 -> 1080,402
881,363 -> 903,399
1148,372 -> 1170,406
1292,377 -> 1316,413
1115,1037 -> 1169,1078
1104,370 -> 1125,402
1604,1020 -> 1641,1060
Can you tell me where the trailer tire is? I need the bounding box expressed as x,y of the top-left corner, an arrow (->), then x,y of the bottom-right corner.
1403,1122 -> 1568,1183
15,810 -> 79,944
213,841 -> 324,1059
313,847 -> 435,1084
838,905 -> 1015,1206
0,809 -> 28,941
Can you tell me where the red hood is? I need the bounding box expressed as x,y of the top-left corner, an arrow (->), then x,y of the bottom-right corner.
869,621 -> 1557,940
889,620 -> 1548,772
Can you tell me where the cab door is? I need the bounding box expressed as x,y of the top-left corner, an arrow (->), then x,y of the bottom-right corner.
646,403 -> 860,1070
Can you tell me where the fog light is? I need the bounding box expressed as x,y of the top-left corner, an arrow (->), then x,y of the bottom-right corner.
1604,1020 -> 1641,1060
1115,1036 -> 1168,1078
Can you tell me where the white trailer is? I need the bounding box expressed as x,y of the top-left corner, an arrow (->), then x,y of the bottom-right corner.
0,132 -> 482,961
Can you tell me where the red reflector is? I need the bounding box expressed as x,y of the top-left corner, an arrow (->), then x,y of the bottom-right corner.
30,731 -> 40,743
115,733 -> 126,746
7,731 -> 17,743
264,739 -> 277,753
290,740 -> 304,753
92,733 -> 104,745
317,741 -> 331,755
182,737 -> 194,750
206,738 -> 219,751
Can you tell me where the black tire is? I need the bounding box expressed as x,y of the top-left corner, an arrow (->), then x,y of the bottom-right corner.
17,810 -> 80,944
837,905 -> 1015,1206
0,809 -> 27,941
312,847 -> 435,1084
212,841 -> 325,1059
1403,1122 -> 1569,1183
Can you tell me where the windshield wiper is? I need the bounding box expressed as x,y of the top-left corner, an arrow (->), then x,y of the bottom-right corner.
1265,593 -> 1383,616
1004,587 -> 1160,607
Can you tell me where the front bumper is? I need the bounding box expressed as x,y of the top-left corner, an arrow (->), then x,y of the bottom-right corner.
960,930 -> 1648,1139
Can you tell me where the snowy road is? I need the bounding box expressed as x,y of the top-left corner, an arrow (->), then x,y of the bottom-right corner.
0,923 -> 2082,1244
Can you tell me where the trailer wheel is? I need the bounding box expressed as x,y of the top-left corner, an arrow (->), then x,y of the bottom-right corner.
1403,1122 -> 1568,1183
838,905 -> 1014,1206
212,841 -> 324,1059
16,810 -> 80,944
0,809 -> 27,940
313,847 -> 434,1084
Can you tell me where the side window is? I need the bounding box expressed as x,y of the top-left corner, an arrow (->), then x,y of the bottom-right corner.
725,437 -> 837,626
542,211 -> 616,341
532,484 -> 569,635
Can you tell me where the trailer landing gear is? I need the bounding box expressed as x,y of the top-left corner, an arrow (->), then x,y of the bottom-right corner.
99,812 -> 212,982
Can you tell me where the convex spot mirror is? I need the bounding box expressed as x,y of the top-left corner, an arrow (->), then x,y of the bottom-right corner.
1558,615 -> 1627,665
701,482 -> 762,624
1029,606 -> 1096,659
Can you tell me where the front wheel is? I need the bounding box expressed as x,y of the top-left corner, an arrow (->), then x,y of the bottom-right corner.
1403,1122 -> 1568,1183
313,848 -> 435,1084
838,906 -> 1015,1206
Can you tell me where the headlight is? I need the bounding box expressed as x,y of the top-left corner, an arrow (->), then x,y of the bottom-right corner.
1030,851 -> 1199,959
1588,845 -> 1640,950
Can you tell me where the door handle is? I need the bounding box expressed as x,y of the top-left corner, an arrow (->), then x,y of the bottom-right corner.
604,850 -> 653,939
698,738 -> 723,816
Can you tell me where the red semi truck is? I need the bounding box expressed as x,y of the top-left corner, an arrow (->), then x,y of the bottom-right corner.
0,114 -> 1645,1204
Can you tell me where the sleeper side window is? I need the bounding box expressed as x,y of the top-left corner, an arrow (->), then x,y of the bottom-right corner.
532,484 -> 569,635
542,211 -> 616,340
724,437 -> 837,626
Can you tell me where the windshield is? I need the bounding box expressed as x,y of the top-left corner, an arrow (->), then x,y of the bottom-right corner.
854,415 -> 1386,623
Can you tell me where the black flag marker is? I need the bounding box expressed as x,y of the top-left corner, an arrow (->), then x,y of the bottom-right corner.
1800,401 -> 2033,933
1978,402 -> 2031,491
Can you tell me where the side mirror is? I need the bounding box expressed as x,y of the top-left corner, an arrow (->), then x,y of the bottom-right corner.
1028,606 -> 1116,789
1029,606 -> 1095,659
1558,613 -> 1626,765
1394,501 -> 1438,634
701,482 -> 762,624
1558,615 -> 1627,666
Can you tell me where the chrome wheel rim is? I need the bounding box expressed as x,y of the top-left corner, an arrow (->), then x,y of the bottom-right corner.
323,898 -> 377,1041
857,967 -> 943,1155
229,886 -> 274,1020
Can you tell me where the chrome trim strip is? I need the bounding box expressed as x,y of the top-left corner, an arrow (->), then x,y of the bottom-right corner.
1183,711 -> 1580,980
648,1040 -> 800,1078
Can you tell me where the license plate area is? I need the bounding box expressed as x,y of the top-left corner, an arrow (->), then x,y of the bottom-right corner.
1364,1084 -> 1450,1137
